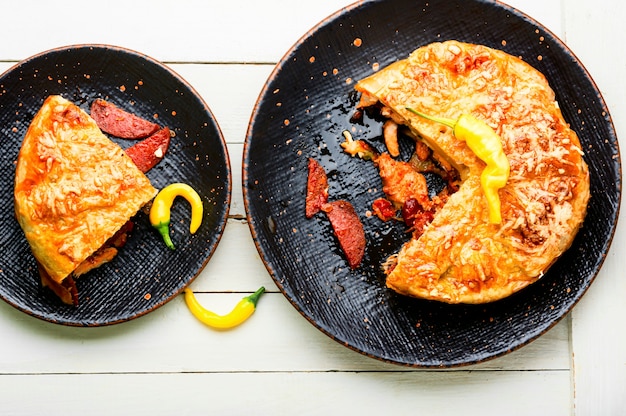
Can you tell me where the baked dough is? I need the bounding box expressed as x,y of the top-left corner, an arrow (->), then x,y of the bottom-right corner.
14,95 -> 157,288
354,41 -> 590,303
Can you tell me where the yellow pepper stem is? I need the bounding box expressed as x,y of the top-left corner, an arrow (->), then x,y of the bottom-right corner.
184,287 -> 265,330
405,107 -> 457,129
150,183 -> 204,249
154,222 -> 175,250
405,107 -> 510,224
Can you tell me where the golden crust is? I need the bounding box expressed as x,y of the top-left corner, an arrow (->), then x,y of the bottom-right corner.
355,41 -> 590,303
14,95 -> 157,284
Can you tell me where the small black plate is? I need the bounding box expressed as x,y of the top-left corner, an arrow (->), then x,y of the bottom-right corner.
243,0 -> 621,366
0,45 -> 231,326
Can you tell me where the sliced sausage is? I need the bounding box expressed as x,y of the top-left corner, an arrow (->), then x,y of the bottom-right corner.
91,99 -> 160,139
322,200 -> 365,269
125,127 -> 171,173
305,158 -> 329,218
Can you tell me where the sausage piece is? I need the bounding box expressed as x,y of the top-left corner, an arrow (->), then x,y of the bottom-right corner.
322,200 -> 366,269
91,99 -> 160,139
305,158 -> 329,218
125,127 -> 171,173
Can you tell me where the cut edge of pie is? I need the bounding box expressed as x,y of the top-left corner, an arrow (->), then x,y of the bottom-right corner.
351,40 -> 590,304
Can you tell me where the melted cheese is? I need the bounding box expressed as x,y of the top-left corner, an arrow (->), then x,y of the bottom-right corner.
355,41 -> 590,303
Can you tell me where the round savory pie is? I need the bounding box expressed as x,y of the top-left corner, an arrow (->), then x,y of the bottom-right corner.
351,40 -> 590,303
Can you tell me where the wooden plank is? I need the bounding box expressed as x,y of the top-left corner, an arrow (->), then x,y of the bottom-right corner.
0,0 -> 561,65
506,0 -> 563,36
0,290 -> 569,374
168,64 -> 274,145
2,370 -> 571,416
569,2 -> 626,414
0,0 -> 352,63
564,1 -> 626,414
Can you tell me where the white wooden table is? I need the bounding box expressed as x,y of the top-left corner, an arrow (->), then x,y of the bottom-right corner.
0,1 -> 623,414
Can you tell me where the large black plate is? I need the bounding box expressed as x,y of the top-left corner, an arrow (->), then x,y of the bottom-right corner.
243,0 -> 621,366
0,45 -> 231,326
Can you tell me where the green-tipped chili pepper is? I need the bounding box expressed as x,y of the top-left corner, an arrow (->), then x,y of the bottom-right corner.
150,183 -> 203,249
406,108 -> 510,224
184,287 -> 265,329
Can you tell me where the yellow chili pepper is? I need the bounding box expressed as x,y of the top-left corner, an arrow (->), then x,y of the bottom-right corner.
406,108 -> 510,224
184,287 -> 265,330
150,183 -> 203,249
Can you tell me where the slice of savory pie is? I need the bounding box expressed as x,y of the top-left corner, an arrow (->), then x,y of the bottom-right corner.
350,40 -> 590,303
14,95 -> 157,305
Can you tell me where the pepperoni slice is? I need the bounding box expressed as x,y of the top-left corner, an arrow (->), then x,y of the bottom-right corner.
305,158 -> 329,218
322,200 -> 365,269
124,127 -> 171,173
91,99 -> 160,139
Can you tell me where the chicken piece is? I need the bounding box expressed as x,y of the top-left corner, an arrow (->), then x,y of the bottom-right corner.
383,120 -> 400,157
376,153 -> 431,210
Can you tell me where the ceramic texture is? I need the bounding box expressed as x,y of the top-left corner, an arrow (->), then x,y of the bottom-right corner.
243,0 -> 621,367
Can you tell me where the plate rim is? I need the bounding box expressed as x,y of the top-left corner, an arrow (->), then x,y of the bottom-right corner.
243,0 -> 622,367
0,43 -> 232,326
